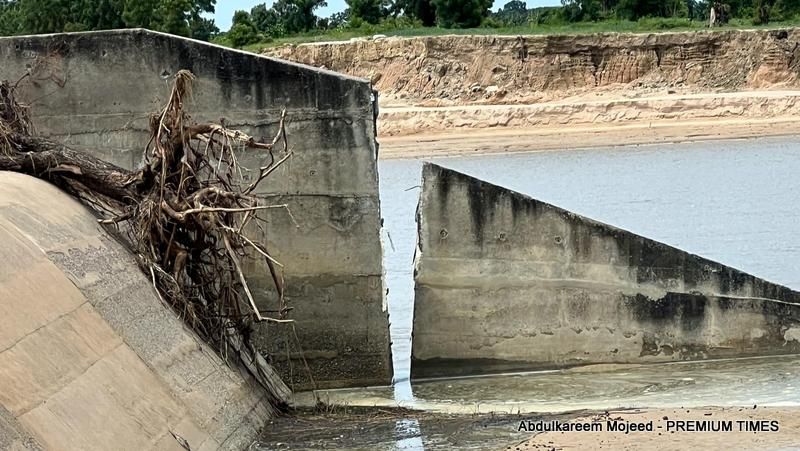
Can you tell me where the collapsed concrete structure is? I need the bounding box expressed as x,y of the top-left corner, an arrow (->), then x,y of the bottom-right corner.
412,163 -> 800,378
0,172 -> 276,450
0,29 -> 391,389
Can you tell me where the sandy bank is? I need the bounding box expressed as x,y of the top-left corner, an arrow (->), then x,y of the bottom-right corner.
376,90 -> 800,158
378,90 -> 800,137
267,30 -> 800,155
379,116 -> 800,159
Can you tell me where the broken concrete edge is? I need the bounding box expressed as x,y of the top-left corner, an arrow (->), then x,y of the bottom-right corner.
0,28 -> 392,390
411,162 -> 800,379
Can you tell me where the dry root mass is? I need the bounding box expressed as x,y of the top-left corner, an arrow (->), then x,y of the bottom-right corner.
0,70 -> 293,412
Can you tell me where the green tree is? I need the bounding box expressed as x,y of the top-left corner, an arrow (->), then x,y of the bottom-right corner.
327,10 -> 350,28
497,0 -> 528,25
189,16 -> 218,40
121,0 -> 158,28
66,0 -> 125,31
433,0 -> 491,27
347,0 -> 389,24
251,3 -> 286,37
561,0 -> 601,21
122,0 -> 215,37
411,0 -> 437,25
0,0 -> 21,35
271,0 -> 326,33
17,0 -> 70,33
0,0 -> 217,37
228,10 -> 260,46
393,0 -> 436,25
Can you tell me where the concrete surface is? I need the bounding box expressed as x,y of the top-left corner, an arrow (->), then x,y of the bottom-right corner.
0,29 -> 390,389
412,163 -> 800,378
0,171 -> 273,450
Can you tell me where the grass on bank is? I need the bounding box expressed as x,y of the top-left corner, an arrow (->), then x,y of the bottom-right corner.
231,17 -> 800,53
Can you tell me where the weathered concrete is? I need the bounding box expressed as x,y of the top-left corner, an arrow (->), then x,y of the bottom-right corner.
0,29 -> 390,389
0,171 -> 274,450
412,163 -> 800,378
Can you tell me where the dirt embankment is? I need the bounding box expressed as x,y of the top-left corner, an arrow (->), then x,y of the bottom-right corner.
265,29 -> 800,106
265,30 -> 800,153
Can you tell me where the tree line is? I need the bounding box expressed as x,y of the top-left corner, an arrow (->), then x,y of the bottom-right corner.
1,0 -> 800,47
0,0 -> 218,39
559,0 -> 800,24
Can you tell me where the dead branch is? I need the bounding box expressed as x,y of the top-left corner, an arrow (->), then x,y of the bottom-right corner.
0,71 -> 294,413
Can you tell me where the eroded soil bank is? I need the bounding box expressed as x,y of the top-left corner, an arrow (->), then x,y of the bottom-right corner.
265,29 -> 800,146
265,29 -> 800,107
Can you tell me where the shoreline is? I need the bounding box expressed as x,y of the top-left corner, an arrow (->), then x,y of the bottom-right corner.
378,117 -> 800,160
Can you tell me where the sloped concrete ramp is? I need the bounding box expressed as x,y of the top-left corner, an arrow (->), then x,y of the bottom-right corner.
0,172 -> 271,450
412,163 -> 800,378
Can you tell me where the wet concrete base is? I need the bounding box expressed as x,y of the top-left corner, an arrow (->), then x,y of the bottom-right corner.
291,355 -> 800,416
255,407 -> 583,450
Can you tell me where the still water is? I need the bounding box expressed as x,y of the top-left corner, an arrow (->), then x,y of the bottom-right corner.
377,136 -> 800,405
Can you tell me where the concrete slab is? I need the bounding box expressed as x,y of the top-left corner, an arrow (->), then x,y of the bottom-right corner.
412,163 -> 800,378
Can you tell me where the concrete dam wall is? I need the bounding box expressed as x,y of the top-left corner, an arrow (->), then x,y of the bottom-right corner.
0,29 -> 391,389
412,163 -> 800,378
0,172 -> 272,450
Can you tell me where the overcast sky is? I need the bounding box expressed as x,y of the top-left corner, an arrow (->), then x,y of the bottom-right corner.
213,0 -> 561,30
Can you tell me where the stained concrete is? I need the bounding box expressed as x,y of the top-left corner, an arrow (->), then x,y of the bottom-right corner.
0,29 -> 390,389
0,171 -> 274,450
412,163 -> 800,378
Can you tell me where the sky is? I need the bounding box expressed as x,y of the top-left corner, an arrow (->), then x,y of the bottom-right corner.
213,0 -> 561,30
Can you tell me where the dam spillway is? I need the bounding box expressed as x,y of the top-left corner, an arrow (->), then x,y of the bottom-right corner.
0,172 -> 275,450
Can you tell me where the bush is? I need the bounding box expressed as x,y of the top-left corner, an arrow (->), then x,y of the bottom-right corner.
433,0 -> 493,28
228,22 -> 261,47
636,16 -> 693,29
379,15 -> 424,29
481,16 -> 504,28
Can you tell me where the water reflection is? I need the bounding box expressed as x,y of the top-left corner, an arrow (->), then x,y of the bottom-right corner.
394,379 -> 416,403
394,419 -> 424,451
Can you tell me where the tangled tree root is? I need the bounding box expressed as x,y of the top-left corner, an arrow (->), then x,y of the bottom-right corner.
0,71 -> 293,413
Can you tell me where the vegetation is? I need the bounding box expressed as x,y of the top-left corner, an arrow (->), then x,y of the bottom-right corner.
0,0 -> 218,39
213,0 -> 800,49
2,0 -> 800,48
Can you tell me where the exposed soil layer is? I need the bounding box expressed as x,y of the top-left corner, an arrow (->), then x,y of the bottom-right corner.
264,29 -> 800,107
265,30 -> 800,140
